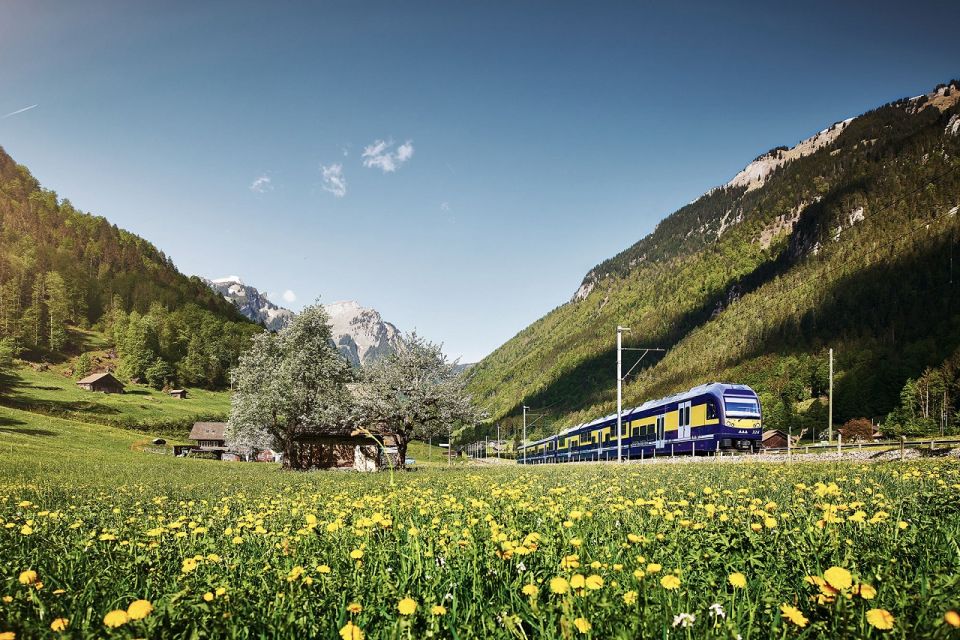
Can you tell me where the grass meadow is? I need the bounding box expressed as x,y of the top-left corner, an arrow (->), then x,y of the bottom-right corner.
1,404 -> 959,639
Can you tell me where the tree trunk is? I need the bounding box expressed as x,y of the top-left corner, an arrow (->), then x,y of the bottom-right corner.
395,435 -> 409,470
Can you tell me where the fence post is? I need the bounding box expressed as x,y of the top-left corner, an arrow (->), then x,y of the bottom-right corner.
930,439 -> 935,452
900,436 -> 906,461
837,433 -> 842,457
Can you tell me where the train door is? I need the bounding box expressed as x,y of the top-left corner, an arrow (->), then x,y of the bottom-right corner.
656,414 -> 665,448
678,401 -> 691,439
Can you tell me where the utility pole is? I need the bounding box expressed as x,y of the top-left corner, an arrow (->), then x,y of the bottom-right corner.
522,405 -> 528,464
616,326 -> 664,463
828,348 -> 834,442
496,423 -> 500,460
617,326 -> 628,463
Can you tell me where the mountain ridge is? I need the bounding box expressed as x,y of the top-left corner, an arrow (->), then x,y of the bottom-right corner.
203,277 -> 402,367
468,79 -> 960,439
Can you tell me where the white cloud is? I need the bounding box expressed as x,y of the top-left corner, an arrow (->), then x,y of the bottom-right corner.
320,163 -> 347,197
440,201 -> 450,211
282,290 -> 296,303
362,138 -> 415,173
249,174 -> 273,193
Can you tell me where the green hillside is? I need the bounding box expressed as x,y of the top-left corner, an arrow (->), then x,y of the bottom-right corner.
0,146 -> 262,390
468,81 -> 960,439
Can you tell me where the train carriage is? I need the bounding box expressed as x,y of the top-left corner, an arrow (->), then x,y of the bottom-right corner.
518,383 -> 762,464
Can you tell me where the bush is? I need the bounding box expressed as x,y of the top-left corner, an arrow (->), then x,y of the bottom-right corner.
839,417 -> 875,442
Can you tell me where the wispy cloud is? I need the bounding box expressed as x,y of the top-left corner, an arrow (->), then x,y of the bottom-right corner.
249,174 -> 273,193
282,290 -> 296,303
320,163 -> 347,197
2,104 -> 38,119
440,201 -> 451,211
362,138 -> 415,173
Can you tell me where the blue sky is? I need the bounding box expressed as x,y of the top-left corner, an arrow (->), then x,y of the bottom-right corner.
1,1 -> 957,361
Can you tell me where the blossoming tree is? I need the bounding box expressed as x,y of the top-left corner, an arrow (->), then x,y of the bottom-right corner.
227,304 -> 354,467
358,332 -> 479,468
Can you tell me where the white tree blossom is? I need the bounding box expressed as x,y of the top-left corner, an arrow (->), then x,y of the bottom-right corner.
227,304 -> 354,467
357,332 -> 479,468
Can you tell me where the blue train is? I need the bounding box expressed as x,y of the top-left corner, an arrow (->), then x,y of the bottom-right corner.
517,383 -> 762,464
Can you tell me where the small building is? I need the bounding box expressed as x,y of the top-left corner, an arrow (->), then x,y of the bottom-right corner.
189,422 -> 227,448
761,429 -> 789,449
169,389 -> 188,399
289,427 -> 397,472
76,372 -> 125,394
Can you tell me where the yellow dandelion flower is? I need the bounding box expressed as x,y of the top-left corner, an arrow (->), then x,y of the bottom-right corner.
646,563 -> 662,573
570,574 -> 586,589
181,558 -> 198,574
347,602 -> 362,614
585,574 -> 603,590
203,592 -> 214,602
0,632 -> 15,640
823,567 -> 852,590
728,572 -> 747,588
215,587 -> 227,597
857,583 -> 877,599
522,584 -> 539,597
660,575 -> 681,590
397,597 -> 417,615
866,608 -> 895,630
573,617 -> 591,633
780,604 -> 809,628
17,570 -> 38,585
431,605 -> 447,615
127,599 -> 153,620
50,618 -> 69,632
944,611 -> 960,628
103,610 -> 130,628
339,621 -> 364,640
550,577 -> 570,594
20,525 -> 32,536
318,564 -> 332,574
623,590 -> 638,605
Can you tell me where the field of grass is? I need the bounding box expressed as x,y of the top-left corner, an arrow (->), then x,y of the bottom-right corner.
2,405 -> 959,639
0,363 -> 231,435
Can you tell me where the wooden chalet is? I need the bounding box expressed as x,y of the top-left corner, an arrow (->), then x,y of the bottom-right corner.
76,372 -> 125,394
169,389 -> 188,399
289,426 -> 398,472
185,422 -> 229,459
761,429 -> 789,449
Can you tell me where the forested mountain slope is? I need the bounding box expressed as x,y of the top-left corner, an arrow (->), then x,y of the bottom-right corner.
0,147 -> 261,389
467,81 -> 960,438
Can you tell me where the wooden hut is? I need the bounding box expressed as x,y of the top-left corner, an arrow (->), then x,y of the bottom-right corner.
76,372 -> 125,394
189,422 -> 227,448
761,429 -> 789,449
169,389 -> 188,399
289,427 -> 397,472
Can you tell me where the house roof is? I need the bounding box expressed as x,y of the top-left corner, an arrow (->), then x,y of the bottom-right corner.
76,372 -> 123,386
189,422 -> 227,441
762,429 -> 787,440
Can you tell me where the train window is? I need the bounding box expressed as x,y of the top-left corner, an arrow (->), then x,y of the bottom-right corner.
706,401 -> 718,420
725,396 -> 760,417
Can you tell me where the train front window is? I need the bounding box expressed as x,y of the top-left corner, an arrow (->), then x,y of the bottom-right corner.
724,397 -> 760,417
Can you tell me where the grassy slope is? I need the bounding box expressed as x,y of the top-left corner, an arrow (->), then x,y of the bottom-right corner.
1,364 -> 231,435
467,87 -> 960,434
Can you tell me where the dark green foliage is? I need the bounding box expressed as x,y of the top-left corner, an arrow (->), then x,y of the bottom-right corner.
0,146 -> 262,388
469,82 -> 960,439
73,351 -> 92,379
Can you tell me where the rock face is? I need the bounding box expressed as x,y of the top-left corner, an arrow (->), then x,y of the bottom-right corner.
202,277 -> 401,367
202,277 -> 294,331
324,300 -> 402,367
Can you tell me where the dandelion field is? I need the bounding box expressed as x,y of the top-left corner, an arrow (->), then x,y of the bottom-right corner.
2,428 -> 960,638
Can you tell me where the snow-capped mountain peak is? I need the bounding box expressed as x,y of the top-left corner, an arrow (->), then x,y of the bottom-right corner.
201,278 -> 401,366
